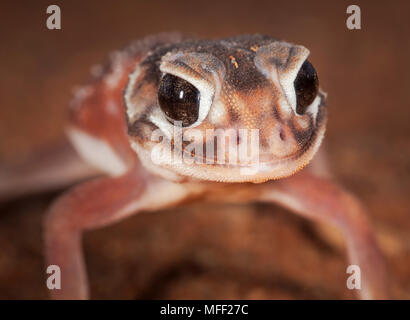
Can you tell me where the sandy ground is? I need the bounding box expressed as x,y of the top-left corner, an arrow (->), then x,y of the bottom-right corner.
0,0 -> 409,299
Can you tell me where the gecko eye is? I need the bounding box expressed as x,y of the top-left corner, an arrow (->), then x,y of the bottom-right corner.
158,74 -> 200,127
294,60 -> 319,115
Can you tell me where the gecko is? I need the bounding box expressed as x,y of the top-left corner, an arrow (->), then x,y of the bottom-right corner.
2,33 -> 389,299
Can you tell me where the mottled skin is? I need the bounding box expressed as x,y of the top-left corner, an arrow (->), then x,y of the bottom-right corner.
24,33 -> 388,299
124,34 -> 326,182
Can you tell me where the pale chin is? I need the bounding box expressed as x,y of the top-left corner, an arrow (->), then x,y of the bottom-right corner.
130,120 -> 326,184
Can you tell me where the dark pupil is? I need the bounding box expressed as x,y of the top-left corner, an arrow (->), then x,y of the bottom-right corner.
158,74 -> 200,127
294,60 -> 319,115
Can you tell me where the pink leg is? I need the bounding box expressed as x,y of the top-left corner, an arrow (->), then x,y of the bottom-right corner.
258,171 -> 389,299
44,166 -> 190,299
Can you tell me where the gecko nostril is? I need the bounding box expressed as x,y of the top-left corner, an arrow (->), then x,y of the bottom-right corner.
279,128 -> 286,141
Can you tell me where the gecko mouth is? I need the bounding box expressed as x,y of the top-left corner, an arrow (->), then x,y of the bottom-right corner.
143,97 -> 327,183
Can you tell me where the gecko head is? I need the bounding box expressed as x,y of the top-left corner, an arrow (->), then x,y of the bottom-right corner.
125,34 -> 327,183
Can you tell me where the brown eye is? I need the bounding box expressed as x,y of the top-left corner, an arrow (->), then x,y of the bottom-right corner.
294,60 -> 319,115
158,74 -> 200,127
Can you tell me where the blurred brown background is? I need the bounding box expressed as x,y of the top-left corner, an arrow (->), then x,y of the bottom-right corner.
0,0 -> 409,299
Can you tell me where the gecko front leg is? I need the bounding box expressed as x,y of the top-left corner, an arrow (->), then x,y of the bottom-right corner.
256,171 -> 389,299
44,164 -> 196,299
